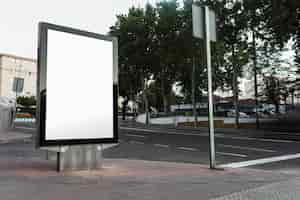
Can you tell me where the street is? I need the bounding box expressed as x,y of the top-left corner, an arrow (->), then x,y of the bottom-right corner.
100,120 -> 300,169
12,119 -> 300,169
1,122 -> 300,199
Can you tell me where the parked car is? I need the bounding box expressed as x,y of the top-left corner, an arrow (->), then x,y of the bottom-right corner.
227,110 -> 250,118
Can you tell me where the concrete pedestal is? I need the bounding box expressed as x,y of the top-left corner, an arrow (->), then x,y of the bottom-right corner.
43,143 -> 119,172
44,145 -> 103,172
0,106 -> 13,131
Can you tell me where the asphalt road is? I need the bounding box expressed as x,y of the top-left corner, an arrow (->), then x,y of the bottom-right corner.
12,119 -> 300,169
101,120 -> 300,169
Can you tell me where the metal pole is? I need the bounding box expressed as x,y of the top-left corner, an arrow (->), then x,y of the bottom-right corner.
14,79 -> 19,127
252,29 -> 260,129
192,57 -> 198,127
204,6 -> 216,169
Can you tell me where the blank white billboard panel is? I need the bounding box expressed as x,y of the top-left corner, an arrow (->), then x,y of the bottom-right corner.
37,23 -> 118,146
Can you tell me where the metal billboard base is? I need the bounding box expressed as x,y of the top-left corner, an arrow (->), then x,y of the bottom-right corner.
44,145 -> 103,172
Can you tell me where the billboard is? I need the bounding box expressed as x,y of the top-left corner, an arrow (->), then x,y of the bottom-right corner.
37,22 -> 118,146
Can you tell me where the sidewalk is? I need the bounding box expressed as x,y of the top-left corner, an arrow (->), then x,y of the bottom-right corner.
1,129 -> 300,199
212,177 -> 300,200
0,128 -> 32,143
0,155 -> 299,200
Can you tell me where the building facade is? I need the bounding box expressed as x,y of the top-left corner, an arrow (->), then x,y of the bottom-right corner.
0,53 -> 37,99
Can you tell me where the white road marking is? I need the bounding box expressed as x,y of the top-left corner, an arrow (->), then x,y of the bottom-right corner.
125,134 -> 147,138
177,147 -> 198,151
216,152 -> 248,158
121,127 -> 202,136
257,138 -> 293,143
121,127 -> 295,143
218,144 -> 276,153
129,141 -> 144,145
23,138 -> 33,143
15,126 -> 36,130
216,135 -> 294,143
154,144 -> 169,148
0,140 -> 8,144
220,153 -> 300,168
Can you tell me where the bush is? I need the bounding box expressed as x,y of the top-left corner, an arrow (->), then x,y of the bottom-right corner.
17,96 -> 36,107
185,111 -> 193,116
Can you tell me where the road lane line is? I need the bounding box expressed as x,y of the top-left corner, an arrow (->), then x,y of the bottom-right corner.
121,127 -> 203,136
177,147 -> 198,151
120,127 -> 296,143
129,141 -> 144,145
125,134 -> 147,138
218,144 -> 276,153
257,138 -> 293,143
15,126 -> 36,130
220,153 -> 300,168
217,135 -> 294,143
216,152 -> 248,158
154,144 -> 169,148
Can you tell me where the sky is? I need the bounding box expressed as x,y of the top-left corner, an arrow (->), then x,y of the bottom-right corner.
1,0 -> 295,100
0,0 -> 158,59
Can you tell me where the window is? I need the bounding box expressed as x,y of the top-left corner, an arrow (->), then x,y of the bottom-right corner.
12,77 -> 24,93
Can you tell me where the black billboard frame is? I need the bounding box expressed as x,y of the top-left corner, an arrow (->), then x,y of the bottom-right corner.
37,22 -> 118,147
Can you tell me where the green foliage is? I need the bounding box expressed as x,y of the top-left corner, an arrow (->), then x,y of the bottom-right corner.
109,0 -> 298,113
293,9 -> 300,88
269,0 -> 299,46
110,5 -> 157,99
17,96 -> 36,107
260,75 -> 291,112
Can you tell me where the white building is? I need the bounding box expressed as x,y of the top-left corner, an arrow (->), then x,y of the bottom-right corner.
0,53 -> 37,99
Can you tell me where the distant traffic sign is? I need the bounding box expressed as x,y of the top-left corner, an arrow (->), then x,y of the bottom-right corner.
192,4 -> 216,41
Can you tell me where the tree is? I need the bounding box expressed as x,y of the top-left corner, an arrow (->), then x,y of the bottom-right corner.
153,0 -> 182,113
270,0 -> 299,46
109,0 -> 298,128
243,0 -> 269,128
261,75 -> 281,113
209,0 -> 250,128
292,8 -> 300,91
110,5 -> 158,124
177,0 -> 204,124
258,44 -> 295,113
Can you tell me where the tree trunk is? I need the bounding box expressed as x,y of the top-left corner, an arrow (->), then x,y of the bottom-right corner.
163,94 -> 168,113
141,76 -> 149,125
122,101 -> 126,121
130,89 -> 135,121
161,78 -> 168,113
292,91 -> 295,109
232,45 -> 239,128
275,102 -> 279,114
144,94 -> 149,125
284,98 -> 287,113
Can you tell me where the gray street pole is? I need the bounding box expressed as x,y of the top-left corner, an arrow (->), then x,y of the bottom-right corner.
192,57 -> 198,127
192,4 -> 216,169
204,6 -> 216,169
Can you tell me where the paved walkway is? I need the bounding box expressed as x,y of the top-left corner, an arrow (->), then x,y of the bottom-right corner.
1,129 -> 300,199
213,177 -> 300,200
0,155 -> 298,200
0,128 -> 32,143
